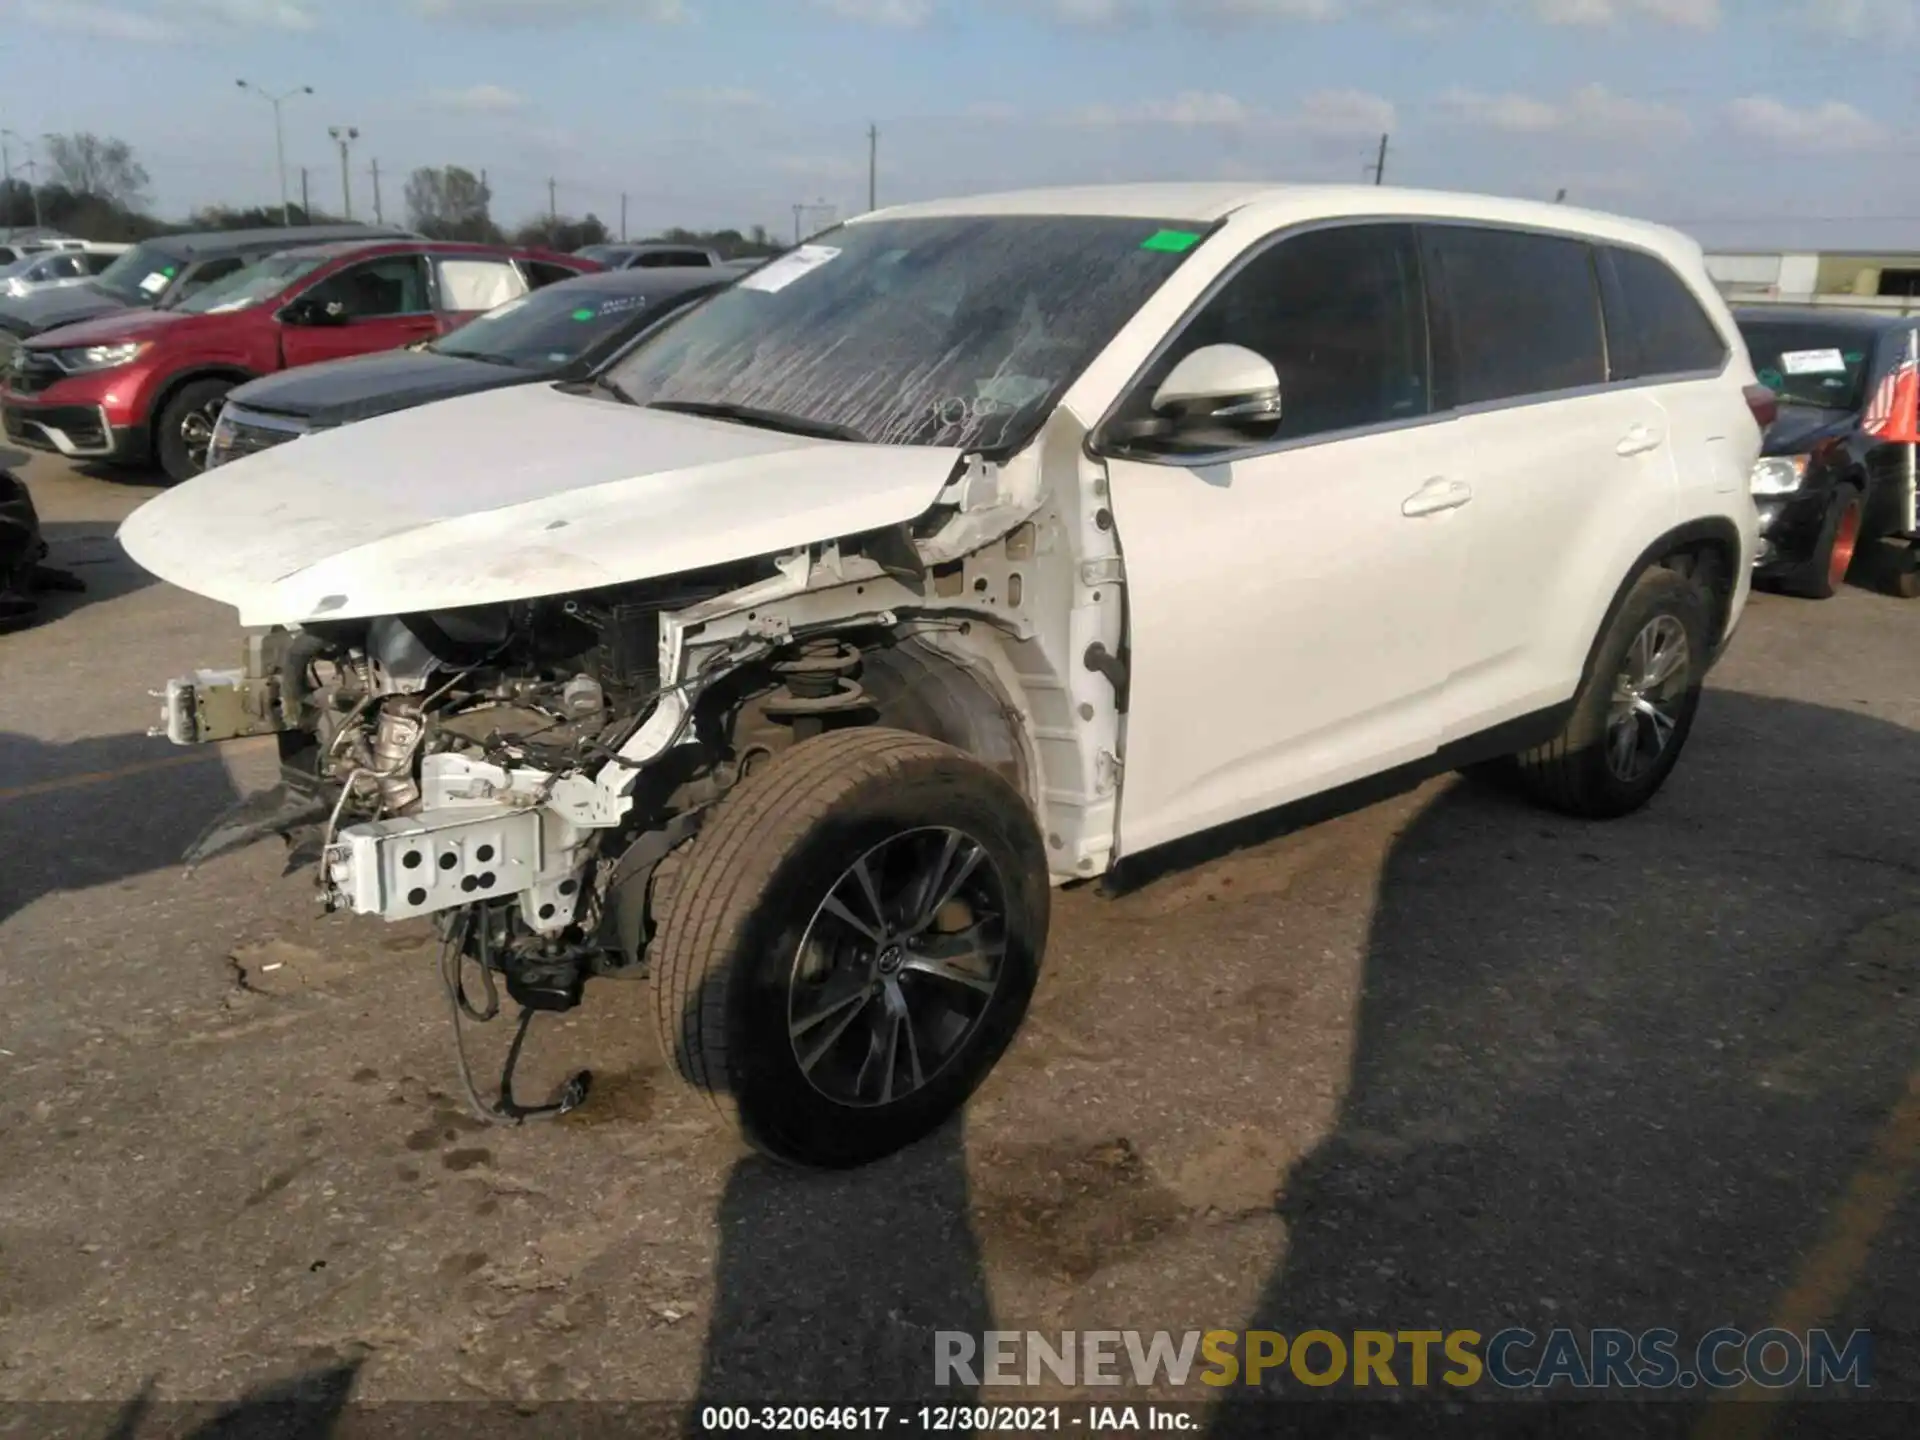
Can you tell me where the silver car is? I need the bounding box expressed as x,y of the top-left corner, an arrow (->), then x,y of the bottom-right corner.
0,246 -> 126,300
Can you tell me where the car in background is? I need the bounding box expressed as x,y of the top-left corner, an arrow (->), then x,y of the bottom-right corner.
0,223 -> 415,351
3,238 -> 595,482
206,265 -> 728,467
1736,306 -> 1920,599
0,243 -> 129,300
574,241 -> 723,269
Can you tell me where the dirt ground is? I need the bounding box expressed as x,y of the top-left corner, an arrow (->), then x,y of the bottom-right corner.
0,447 -> 1915,1437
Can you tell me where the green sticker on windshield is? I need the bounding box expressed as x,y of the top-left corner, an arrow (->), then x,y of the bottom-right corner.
1140,229 -> 1201,253
571,307 -> 595,321
162,265 -> 177,276
1757,367 -> 1784,389
1845,350 -> 1865,363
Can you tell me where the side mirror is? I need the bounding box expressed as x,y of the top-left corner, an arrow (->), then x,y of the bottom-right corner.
1111,343 -> 1283,450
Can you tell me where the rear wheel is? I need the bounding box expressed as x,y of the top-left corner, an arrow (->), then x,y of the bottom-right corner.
1789,486 -> 1863,600
154,378 -> 233,484
1505,565 -> 1712,819
649,727 -> 1049,1168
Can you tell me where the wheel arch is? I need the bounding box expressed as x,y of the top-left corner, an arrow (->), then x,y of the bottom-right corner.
1579,517 -> 1742,691
146,366 -> 255,442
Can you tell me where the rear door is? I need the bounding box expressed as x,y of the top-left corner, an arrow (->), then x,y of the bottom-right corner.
278,254 -> 439,368
1419,223 -> 1680,743
431,254 -> 531,330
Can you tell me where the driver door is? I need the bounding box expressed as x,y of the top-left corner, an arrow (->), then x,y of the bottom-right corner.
278,254 -> 438,368
1100,222 -> 1473,857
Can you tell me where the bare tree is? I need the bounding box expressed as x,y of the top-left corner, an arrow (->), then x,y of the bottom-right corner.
402,165 -> 499,242
42,133 -> 151,209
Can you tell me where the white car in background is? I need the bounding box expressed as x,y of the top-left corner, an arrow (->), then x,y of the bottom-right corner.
0,243 -> 128,299
121,183 -> 1762,1167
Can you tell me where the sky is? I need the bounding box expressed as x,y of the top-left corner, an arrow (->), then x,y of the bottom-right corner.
2,0 -> 1919,252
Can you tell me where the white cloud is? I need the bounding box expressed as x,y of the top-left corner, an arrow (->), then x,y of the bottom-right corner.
810,0 -> 937,24
429,83 -> 528,113
675,86 -> 771,109
17,1 -> 180,42
1441,83 -> 1688,141
1817,0 -> 1920,38
169,0 -> 318,27
1177,0 -> 1719,23
1726,96 -> 1887,152
1067,87 -> 1392,137
410,0 -> 685,21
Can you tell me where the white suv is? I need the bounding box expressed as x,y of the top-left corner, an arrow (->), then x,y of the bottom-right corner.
122,184 -> 1763,1166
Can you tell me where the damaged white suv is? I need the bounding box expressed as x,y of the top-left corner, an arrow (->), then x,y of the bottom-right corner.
122,185 -> 1763,1166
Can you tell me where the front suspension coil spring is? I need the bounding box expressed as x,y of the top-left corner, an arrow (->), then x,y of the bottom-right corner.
764,638 -> 870,737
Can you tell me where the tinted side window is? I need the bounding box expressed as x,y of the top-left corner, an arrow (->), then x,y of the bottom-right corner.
1423,225 -> 1604,405
1600,246 -> 1728,380
1129,222 -> 1430,445
304,256 -> 432,317
83,252 -> 120,275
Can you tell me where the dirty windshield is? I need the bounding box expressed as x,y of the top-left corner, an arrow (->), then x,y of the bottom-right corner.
605,214 -> 1206,453
1740,321 -> 1879,411
176,254 -> 328,314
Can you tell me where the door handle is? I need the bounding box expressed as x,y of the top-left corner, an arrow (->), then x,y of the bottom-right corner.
1402,477 -> 1473,517
1616,424 -> 1664,457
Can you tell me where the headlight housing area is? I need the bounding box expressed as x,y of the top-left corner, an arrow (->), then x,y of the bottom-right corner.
47,341 -> 149,373
1750,454 -> 1809,496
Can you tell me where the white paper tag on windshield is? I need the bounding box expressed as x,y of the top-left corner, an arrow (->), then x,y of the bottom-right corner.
138,271 -> 170,295
1780,348 -> 1847,375
739,244 -> 840,294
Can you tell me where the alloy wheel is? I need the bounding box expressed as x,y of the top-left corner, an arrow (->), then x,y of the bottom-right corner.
1605,614 -> 1691,783
787,826 -> 1007,1109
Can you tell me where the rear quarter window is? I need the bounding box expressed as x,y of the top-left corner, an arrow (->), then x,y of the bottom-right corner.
1422,224 -> 1606,406
1600,246 -> 1729,381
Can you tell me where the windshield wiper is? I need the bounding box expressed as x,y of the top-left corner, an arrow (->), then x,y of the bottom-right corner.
645,398 -> 868,443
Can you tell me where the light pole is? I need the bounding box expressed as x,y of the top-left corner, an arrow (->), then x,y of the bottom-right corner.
328,125 -> 359,220
236,79 -> 313,225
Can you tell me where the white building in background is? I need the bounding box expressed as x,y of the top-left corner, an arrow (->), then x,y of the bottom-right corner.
1706,249 -> 1920,310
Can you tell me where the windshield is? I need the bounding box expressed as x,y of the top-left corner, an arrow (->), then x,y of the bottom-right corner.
432,283 -> 695,368
176,254 -> 328,314
90,242 -> 188,306
1740,321 -> 1877,411
605,214 -> 1205,452
573,245 -> 631,265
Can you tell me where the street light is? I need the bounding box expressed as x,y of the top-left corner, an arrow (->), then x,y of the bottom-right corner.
328,125 -> 359,220
236,79 -> 313,225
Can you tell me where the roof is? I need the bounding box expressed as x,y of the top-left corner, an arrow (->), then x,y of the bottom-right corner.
856,182 -> 1699,254
151,224 -> 416,256
271,238 -> 571,263
551,265 -> 729,296
1732,305 -> 1913,331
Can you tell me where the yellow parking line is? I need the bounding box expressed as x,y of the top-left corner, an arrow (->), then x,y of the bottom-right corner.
0,745 -> 264,804
1691,1066 -> 1920,1440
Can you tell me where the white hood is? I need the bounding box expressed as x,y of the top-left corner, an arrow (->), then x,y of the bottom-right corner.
118,385 -> 965,626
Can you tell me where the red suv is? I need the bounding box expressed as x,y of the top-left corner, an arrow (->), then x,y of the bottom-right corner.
1,239 -> 597,481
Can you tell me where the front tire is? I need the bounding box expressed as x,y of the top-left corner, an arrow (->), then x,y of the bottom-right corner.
649,727 -> 1049,1168
1507,565 -> 1712,819
1788,486 -> 1863,600
154,378 -> 233,484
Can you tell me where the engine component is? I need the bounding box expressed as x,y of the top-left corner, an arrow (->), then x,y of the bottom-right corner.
764,638 -> 871,740
561,674 -> 606,719
368,698 -> 426,812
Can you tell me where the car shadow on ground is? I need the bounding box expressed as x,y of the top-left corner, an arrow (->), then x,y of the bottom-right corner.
0,729 -> 239,925
674,687 -> 1917,1435
1203,686 -> 1918,1438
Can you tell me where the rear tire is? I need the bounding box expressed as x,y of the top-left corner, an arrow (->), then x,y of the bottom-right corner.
649,727 -> 1049,1168
1787,486 -> 1863,600
154,378 -> 233,484
1508,565 -> 1712,819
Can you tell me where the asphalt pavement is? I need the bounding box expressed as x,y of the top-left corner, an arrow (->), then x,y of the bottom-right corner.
0,448 -> 1914,1438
